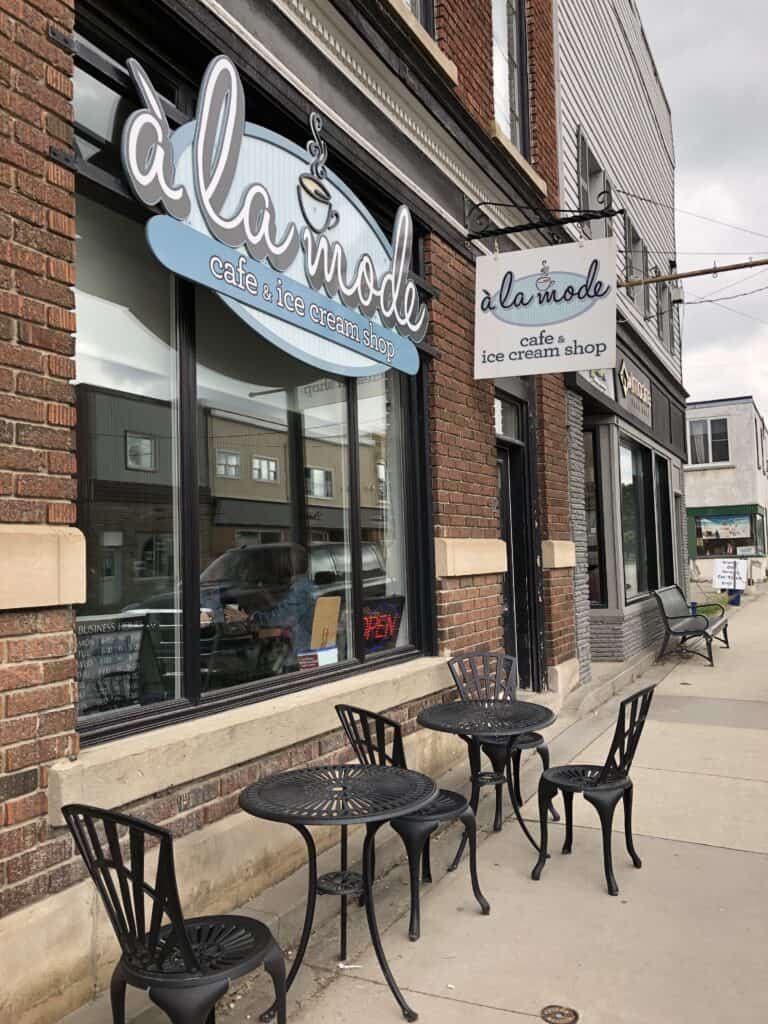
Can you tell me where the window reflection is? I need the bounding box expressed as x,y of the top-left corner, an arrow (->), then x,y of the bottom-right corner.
74,194 -> 181,717
195,288 -> 353,688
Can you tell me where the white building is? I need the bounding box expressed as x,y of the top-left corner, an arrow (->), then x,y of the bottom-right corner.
685,396 -> 768,582
555,0 -> 688,673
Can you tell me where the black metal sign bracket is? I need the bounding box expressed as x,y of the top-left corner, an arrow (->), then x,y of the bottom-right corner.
465,199 -> 624,242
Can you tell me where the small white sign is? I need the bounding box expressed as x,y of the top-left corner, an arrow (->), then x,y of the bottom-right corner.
474,238 -> 617,379
712,558 -> 748,591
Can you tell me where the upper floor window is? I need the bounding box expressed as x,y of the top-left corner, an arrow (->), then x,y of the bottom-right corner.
252,456 -> 278,482
492,0 -> 529,156
402,0 -> 435,35
125,433 -> 157,472
306,466 -> 334,498
689,418 -> 729,465
577,130 -> 613,240
216,450 -> 241,479
656,278 -> 674,351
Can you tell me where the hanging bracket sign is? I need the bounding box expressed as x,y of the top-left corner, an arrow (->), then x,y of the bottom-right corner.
121,56 -> 428,376
474,238 -> 616,378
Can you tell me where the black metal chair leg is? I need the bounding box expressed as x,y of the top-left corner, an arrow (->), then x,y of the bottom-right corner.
723,623 -> 730,648
110,963 -> 127,1024
623,784 -> 642,868
707,636 -> 713,666
658,632 -> 670,661
493,783 -> 503,832
584,788 -> 622,895
561,790 -> 574,854
263,938 -> 288,1024
261,824 -> 316,1021
421,835 -> 432,883
537,745 -> 560,822
392,820 -> 432,942
458,807 -> 490,917
511,747 -> 523,805
531,779 -> 555,880
363,823 -> 419,1021
149,979 -> 229,1024
449,738 -> 480,871
505,749 -> 544,851
340,824 -> 348,961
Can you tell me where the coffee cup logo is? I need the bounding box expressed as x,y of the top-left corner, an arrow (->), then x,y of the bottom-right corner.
297,112 -> 339,235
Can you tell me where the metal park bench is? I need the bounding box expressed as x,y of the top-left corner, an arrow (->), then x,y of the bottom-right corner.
653,584 -> 729,667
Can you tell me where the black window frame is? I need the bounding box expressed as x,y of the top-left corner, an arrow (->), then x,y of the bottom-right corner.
71,29 -> 436,746
583,428 -> 608,608
619,436 -> 675,603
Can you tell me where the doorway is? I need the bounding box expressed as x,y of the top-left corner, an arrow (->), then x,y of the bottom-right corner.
496,440 -> 543,689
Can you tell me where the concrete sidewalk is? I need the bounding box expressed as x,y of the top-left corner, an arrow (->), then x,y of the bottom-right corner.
62,592 -> 768,1024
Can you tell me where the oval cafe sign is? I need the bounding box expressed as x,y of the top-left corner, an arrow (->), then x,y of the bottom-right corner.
121,55 -> 428,376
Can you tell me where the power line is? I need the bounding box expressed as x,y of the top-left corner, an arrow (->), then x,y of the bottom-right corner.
684,284 -> 768,306
685,291 -> 768,328
701,265 -> 768,299
613,188 -> 768,241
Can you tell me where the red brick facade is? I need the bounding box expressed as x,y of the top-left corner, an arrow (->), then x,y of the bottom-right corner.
527,0 -> 560,205
0,0 -> 570,947
434,0 -> 494,130
0,0 -> 80,919
423,234 -> 505,654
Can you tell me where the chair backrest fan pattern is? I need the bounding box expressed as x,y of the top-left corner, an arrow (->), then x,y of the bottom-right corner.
63,804 -> 198,976
336,704 -> 407,769
598,684 -> 656,785
447,652 -> 518,702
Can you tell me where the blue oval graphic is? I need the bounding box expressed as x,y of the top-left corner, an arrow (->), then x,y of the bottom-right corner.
485,260 -> 612,328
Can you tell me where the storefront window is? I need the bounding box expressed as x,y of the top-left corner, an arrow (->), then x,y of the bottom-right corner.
74,190 -> 420,728
694,513 -> 766,557
620,441 -> 657,600
584,431 -> 606,606
620,440 -> 675,600
74,194 -> 181,718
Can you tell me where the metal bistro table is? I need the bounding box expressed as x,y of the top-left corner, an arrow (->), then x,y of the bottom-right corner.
418,699 -> 556,863
240,763 -> 437,1022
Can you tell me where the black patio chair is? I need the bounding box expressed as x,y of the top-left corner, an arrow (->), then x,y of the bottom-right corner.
531,683 -> 657,895
653,584 -> 729,666
62,804 -> 286,1024
336,704 -> 489,941
447,652 -> 559,838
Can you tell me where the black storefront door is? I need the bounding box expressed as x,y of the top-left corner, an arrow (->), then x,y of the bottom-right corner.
497,444 -> 539,688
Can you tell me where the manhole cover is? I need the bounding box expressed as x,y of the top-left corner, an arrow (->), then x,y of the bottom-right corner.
541,1007 -> 579,1024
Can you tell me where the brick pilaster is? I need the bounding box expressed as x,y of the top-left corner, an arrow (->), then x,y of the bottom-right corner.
0,0 -> 77,918
434,0 -> 494,131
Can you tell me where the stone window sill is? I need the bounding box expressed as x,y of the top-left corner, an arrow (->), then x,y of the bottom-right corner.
48,656 -> 451,825
382,0 -> 458,86
686,463 -> 735,471
491,122 -> 548,197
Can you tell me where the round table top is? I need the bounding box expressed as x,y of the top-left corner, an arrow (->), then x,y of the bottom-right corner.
418,699 -> 556,738
239,764 -> 438,826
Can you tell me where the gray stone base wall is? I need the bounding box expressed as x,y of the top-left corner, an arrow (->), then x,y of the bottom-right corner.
566,389 -> 591,685
590,599 -> 665,661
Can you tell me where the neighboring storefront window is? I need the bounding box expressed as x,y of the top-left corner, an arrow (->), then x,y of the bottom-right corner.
620,439 -> 674,600
584,430 -> 606,606
693,512 -> 766,557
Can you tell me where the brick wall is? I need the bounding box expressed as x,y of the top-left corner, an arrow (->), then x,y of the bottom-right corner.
423,233 -> 505,655
526,0 -> 560,204
434,0 -> 494,130
0,684 -> 454,919
534,374 -> 576,669
0,0 -> 78,917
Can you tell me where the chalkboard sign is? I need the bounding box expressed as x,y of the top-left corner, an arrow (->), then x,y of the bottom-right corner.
362,595 -> 405,654
76,615 -> 146,714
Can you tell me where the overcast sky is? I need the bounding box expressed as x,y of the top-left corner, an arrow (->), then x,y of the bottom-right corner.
637,0 -> 768,412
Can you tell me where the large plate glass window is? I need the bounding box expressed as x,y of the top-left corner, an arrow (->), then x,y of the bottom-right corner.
584,430 -> 606,605
620,439 -> 676,600
74,194 -> 181,719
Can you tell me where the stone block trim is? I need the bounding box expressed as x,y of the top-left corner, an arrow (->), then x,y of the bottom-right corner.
566,389 -> 591,685
0,685 -> 454,919
590,601 -> 665,662
434,0 -> 494,130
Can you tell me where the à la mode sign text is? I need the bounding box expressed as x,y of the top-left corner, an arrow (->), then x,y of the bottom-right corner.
121,55 -> 427,376
474,238 -> 617,379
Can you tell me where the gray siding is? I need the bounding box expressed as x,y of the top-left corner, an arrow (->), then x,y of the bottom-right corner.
567,389 -> 591,683
556,0 -> 682,378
